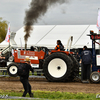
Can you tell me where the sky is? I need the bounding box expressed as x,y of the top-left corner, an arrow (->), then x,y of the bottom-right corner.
0,0 -> 100,32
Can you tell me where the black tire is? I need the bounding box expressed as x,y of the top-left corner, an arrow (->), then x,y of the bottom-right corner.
7,63 -> 18,77
43,52 -> 73,82
68,54 -> 79,81
90,71 -> 100,83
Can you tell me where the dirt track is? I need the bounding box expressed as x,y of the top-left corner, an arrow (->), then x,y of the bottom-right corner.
0,77 -> 100,93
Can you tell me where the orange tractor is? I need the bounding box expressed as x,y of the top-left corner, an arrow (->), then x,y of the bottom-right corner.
0,33 -> 79,82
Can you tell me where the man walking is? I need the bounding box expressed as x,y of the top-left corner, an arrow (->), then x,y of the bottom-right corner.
19,57 -> 34,97
80,46 -> 92,83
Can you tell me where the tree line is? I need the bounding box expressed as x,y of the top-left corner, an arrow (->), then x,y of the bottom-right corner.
0,17 -> 8,43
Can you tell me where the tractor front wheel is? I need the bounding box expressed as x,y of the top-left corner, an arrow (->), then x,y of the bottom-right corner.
7,63 -> 18,77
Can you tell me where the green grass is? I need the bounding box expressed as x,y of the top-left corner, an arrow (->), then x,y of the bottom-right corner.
29,71 -> 43,76
0,89 -> 100,100
0,71 -> 40,76
0,71 -> 8,75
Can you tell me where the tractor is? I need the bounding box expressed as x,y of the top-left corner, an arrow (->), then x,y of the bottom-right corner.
0,32 -> 79,82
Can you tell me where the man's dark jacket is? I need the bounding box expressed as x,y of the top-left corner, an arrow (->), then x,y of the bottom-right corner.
20,63 -> 33,79
81,49 -> 92,64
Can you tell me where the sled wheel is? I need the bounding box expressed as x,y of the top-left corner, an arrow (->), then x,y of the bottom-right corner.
7,63 -> 18,77
90,71 -> 100,83
43,52 -> 73,82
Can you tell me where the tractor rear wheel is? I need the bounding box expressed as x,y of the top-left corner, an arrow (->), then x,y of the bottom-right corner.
43,52 -> 73,82
90,71 -> 100,83
7,63 -> 18,77
68,54 -> 79,81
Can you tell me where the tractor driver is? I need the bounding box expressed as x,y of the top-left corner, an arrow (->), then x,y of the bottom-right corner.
55,40 -> 64,51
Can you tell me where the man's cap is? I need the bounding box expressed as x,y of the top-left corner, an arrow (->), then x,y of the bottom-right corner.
24,57 -> 30,62
83,46 -> 87,49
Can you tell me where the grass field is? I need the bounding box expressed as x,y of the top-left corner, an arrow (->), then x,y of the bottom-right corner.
0,71 -> 41,76
0,89 -> 100,100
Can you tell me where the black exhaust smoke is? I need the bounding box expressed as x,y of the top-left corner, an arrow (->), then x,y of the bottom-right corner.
24,0 -> 69,49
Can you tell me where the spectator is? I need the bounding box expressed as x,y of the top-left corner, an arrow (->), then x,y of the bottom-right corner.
80,46 -> 92,83
0,55 -> 7,75
30,46 -> 34,51
75,52 -> 80,62
2,70 -> 7,75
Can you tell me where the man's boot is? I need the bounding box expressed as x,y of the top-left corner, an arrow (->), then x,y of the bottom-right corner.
30,93 -> 33,97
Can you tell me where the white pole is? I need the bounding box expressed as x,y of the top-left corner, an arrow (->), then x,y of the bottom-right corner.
8,22 -> 11,57
66,36 -> 73,51
97,8 -> 100,54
